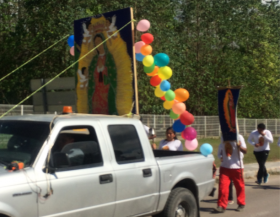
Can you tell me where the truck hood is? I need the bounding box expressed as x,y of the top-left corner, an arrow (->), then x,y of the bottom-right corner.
0,164 -> 31,188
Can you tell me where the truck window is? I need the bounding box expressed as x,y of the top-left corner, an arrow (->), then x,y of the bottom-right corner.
0,120 -> 50,167
108,125 -> 144,164
50,126 -> 103,171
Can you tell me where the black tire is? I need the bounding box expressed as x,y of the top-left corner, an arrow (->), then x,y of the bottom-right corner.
155,187 -> 198,217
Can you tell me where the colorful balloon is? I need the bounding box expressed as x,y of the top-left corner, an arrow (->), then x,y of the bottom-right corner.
144,63 -> 155,73
141,45 -> 153,56
165,90 -> 175,101
160,80 -> 171,91
181,131 -> 186,139
185,139 -> 198,151
67,35 -> 74,47
135,41 -> 145,53
136,53 -> 145,61
172,119 -> 185,133
183,127 -> 197,141
146,66 -> 159,77
170,110 -> 179,119
141,33 -> 154,44
175,88 -> 190,102
143,55 -> 154,67
150,75 -> 161,86
172,102 -> 186,114
180,111 -> 195,125
158,66 -> 172,80
154,53 -> 170,67
163,100 -> 174,110
160,95 -> 166,101
70,46 -> 74,56
136,19 -> 150,32
200,143 -> 213,156
155,86 -> 166,97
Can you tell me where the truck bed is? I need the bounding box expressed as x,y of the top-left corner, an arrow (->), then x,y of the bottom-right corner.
153,150 -> 199,158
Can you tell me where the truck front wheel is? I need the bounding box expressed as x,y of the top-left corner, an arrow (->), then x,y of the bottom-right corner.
156,187 -> 198,217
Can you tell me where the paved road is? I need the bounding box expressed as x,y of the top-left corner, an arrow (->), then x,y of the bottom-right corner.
200,176 -> 280,217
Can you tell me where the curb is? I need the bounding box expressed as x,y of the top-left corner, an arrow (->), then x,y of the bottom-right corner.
215,167 -> 280,183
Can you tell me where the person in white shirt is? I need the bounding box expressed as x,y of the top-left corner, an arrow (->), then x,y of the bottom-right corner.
248,123 -> 273,185
158,127 -> 183,151
214,134 -> 247,213
140,117 -> 157,149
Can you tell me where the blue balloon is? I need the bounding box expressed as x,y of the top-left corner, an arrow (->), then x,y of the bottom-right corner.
160,80 -> 171,91
200,143 -> 213,156
67,35 -> 74,47
154,53 -> 170,67
172,120 -> 185,133
136,53 -> 145,61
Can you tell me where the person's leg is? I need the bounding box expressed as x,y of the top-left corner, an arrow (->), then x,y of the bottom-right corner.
231,169 -> 245,207
217,167 -> 231,209
257,151 -> 269,180
254,151 -> 263,182
228,180 -> 233,202
263,151 -> 270,182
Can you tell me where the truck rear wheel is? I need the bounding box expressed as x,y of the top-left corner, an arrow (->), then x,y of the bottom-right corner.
156,187 -> 198,217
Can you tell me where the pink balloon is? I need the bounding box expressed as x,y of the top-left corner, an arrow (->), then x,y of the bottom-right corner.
172,102 -> 186,115
185,139 -> 198,151
70,46 -> 74,56
183,127 -> 197,141
135,41 -> 145,53
136,19 -> 150,32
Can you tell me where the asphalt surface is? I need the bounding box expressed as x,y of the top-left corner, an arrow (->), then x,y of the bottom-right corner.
200,175 -> 280,217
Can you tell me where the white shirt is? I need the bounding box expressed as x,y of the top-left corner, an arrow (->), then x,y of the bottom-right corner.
218,134 -> 246,169
142,124 -> 150,137
248,130 -> 274,152
159,140 -> 183,151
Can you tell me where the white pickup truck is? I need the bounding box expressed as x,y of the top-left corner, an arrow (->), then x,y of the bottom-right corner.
0,114 -> 215,217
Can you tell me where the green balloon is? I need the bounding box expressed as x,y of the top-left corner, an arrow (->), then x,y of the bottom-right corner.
165,90 -> 175,101
144,63 -> 155,73
170,110 -> 179,119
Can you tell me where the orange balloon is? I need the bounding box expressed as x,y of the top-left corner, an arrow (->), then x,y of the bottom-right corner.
141,45 -> 153,56
146,66 -> 159,76
174,88 -> 190,102
172,102 -> 186,115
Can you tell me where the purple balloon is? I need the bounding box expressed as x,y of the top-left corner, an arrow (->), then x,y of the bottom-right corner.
183,127 -> 197,141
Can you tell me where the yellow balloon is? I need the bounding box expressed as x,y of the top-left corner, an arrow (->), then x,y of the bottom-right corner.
158,66 -> 172,80
143,55 -> 154,67
155,86 -> 166,97
163,100 -> 174,110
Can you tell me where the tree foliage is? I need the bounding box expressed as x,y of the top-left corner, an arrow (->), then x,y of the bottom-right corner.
0,0 -> 279,118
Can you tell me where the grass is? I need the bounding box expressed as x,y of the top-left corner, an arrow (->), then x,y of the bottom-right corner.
153,137 -> 280,168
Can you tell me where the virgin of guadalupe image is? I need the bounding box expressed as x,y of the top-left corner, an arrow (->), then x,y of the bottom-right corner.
225,141 -> 233,157
87,34 -> 117,114
223,89 -> 236,133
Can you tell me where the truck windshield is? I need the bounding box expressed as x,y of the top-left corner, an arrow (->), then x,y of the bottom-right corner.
0,120 -> 50,167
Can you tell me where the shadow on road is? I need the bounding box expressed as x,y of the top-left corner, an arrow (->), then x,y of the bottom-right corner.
245,184 -> 280,190
201,199 -> 217,204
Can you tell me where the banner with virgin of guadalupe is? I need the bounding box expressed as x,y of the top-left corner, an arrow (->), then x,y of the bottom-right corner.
218,87 -> 241,142
73,7 -> 137,115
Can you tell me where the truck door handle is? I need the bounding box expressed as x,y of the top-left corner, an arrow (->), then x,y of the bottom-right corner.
99,174 -> 113,184
143,168 -> 152,177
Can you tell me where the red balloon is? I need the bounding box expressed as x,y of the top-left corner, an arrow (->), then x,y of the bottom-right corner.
181,131 -> 186,139
141,33 -> 154,44
150,75 -> 162,86
180,111 -> 195,125
160,96 -> 166,101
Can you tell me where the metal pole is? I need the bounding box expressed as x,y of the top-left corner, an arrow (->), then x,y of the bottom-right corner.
204,116 -> 207,138
244,119 -> 246,136
21,105 -> 23,115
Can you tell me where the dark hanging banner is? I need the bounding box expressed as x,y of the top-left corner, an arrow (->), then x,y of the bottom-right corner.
218,87 -> 241,141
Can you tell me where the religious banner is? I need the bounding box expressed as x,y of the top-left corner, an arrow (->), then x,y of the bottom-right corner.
73,7 -> 138,115
218,87 -> 241,142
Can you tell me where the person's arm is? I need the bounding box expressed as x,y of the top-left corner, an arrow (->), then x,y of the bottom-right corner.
148,135 -> 156,140
237,140 -> 247,154
247,132 -> 255,146
263,130 -> 274,144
